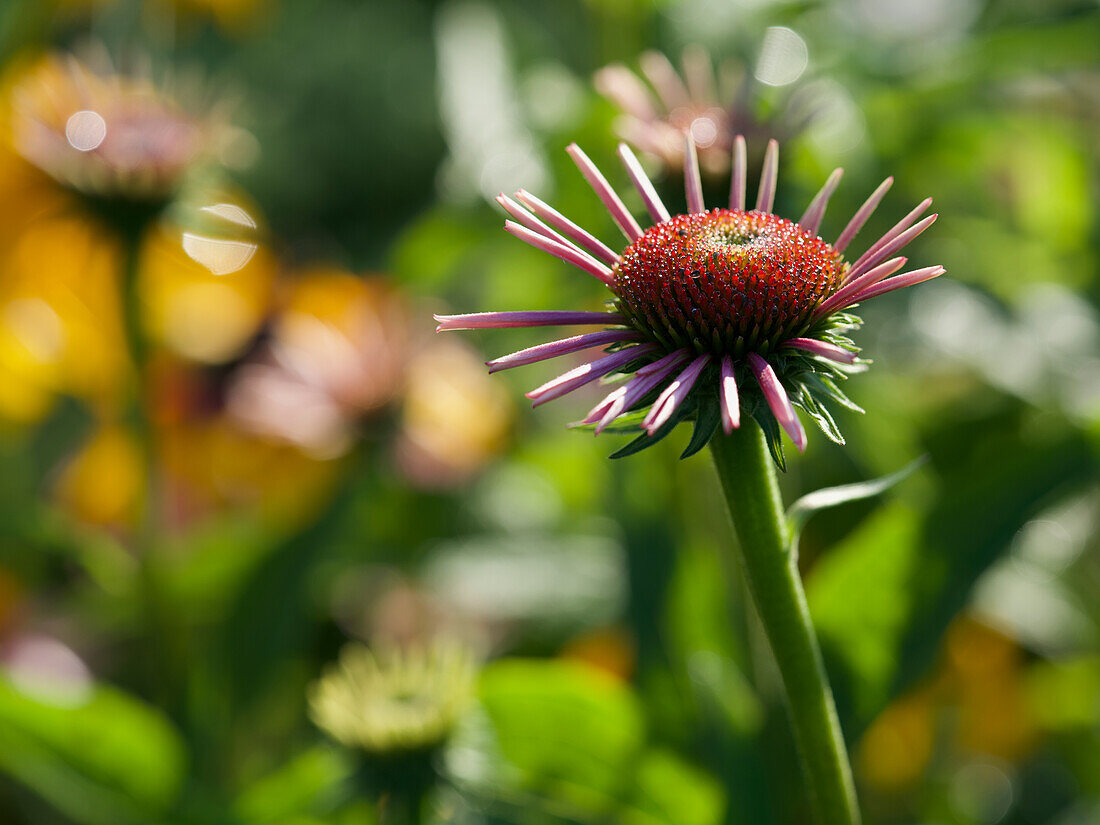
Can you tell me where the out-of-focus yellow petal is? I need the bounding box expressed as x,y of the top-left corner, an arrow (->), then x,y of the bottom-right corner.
858,689 -> 935,792
396,338 -> 512,487
0,214 -> 128,409
54,424 -> 144,527
141,198 -> 275,364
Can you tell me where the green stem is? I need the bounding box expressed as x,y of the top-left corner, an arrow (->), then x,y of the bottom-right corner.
709,420 -> 860,825
118,220 -> 177,708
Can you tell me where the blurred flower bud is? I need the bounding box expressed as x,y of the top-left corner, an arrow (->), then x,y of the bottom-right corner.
308,641 -> 475,756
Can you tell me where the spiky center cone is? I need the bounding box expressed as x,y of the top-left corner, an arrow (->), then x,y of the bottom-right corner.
614,209 -> 847,356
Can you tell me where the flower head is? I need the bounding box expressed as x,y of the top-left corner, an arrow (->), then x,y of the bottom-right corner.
595,45 -> 804,177
8,52 -> 220,204
436,134 -> 944,467
308,641 -> 475,756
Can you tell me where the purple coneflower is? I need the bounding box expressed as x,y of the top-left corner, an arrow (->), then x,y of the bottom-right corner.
436,135 -> 943,467
594,45 -> 806,177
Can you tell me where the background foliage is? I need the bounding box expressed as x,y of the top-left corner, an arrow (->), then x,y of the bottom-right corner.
0,1 -> 1097,824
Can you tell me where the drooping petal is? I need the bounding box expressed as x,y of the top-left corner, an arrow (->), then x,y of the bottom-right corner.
593,64 -> 658,121
781,337 -> 859,364
846,213 -> 937,282
813,256 -> 907,319
514,189 -> 620,266
566,143 -> 643,242
839,265 -> 946,306
618,143 -> 671,224
748,352 -> 806,452
729,134 -> 747,211
504,220 -> 615,285
847,198 -> 933,278
799,167 -> 844,236
527,344 -> 658,407
639,50 -> 691,111
834,176 -> 892,253
488,329 -> 643,372
434,310 -> 627,331
684,133 -> 705,214
719,354 -> 740,434
643,354 -> 710,435
587,349 -> 691,433
755,139 -> 779,213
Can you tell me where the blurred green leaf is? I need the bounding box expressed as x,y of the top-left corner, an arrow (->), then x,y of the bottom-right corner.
0,676 -> 185,825
626,748 -> 725,825
235,746 -> 354,825
479,659 -> 644,809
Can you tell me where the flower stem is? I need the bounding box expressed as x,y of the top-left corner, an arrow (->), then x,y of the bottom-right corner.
709,421 -> 860,825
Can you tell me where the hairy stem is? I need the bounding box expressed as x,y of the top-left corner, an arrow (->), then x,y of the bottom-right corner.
710,421 -> 860,825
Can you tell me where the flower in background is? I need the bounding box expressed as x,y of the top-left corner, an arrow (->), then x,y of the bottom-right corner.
7,50 -> 231,205
395,337 -> 512,489
437,135 -> 943,466
308,641 -> 475,756
0,212 -> 128,421
53,422 -> 145,529
140,195 -> 275,365
227,268 -> 410,459
595,45 -> 806,178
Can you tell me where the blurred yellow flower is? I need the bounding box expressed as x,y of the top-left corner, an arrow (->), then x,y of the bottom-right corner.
140,196 -> 275,364
54,423 -> 144,527
944,618 -> 1039,762
0,213 -> 128,419
396,338 -> 512,488
858,689 -> 935,792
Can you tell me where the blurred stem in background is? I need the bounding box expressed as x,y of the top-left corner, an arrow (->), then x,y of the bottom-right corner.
710,422 -> 860,825
117,210 -> 180,710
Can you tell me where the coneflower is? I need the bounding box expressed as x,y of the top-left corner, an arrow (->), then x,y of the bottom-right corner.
436,130 -> 943,825
436,135 -> 942,468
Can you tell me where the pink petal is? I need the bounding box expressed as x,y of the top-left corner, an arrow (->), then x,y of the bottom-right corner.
643,354 -> 710,435
618,143 -> 671,224
799,168 -> 844,236
684,133 -> 705,214
840,265 -> 946,306
729,134 -> 747,211
527,344 -> 658,407
755,139 -> 779,214
514,190 -> 620,266
847,198 -> 933,278
748,353 -> 806,452
504,220 -> 615,285
834,176 -> 893,253
781,338 -> 859,364
567,143 -> 643,242
434,311 -> 627,331
488,329 -> 642,372
719,354 -> 740,433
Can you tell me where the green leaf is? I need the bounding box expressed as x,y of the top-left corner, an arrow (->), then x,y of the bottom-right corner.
0,675 -> 185,825
803,373 -> 865,414
680,395 -> 720,459
625,749 -> 725,825
786,455 -> 928,548
806,503 -> 926,723
750,406 -> 786,472
478,659 -> 645,810
235,746 -> 354,824
570,408 -> 648,435
609,405 -> 687,459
